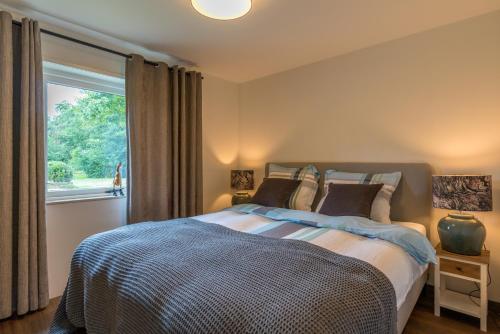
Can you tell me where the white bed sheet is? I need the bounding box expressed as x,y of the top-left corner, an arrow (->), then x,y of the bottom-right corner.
195,211 -> 428,310
393,221 -> 427,236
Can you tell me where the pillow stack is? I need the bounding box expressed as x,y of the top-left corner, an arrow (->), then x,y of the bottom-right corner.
267,164 -> 320,211
250,178 -> 301,208
316,170 -> 402,224
317,183 -> 383,219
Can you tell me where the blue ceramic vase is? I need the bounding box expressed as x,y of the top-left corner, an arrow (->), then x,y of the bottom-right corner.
437,213 -> 486,255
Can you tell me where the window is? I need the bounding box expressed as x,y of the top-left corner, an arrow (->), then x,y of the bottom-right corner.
44,62 -> 127,200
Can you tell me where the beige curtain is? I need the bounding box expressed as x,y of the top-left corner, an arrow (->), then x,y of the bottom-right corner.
126,54 -> 203,224
0,12 -> 49,319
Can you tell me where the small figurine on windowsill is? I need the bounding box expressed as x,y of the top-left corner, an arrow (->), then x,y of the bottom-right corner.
112,162 -> 125,197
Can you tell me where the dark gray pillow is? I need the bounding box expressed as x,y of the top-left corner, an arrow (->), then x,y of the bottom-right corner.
250,178 -> 301,208
318,183 -> 383,218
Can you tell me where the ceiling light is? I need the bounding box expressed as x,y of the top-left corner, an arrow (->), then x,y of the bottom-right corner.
191,0 -> 252,20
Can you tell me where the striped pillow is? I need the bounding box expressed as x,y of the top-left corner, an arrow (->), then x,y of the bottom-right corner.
317,170 -> 402,224
268,164 -> 320,211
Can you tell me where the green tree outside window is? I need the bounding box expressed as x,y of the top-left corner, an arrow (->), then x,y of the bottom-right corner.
47,89 -> 127,191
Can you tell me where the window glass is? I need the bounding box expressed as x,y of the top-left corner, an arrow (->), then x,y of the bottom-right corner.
45,67 -> 127,199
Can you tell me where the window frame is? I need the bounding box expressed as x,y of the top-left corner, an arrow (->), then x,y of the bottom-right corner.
43,61 -> 126,201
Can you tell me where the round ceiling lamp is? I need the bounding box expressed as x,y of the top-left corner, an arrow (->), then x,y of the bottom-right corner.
191,0 -> 252,20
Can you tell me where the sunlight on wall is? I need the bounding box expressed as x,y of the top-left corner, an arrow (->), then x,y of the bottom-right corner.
202,75 -> 239,212
389,113 -> 500,171
208,193 -> 234,212
203,138 -> 238,212
238,123 -> 300,177
207,143 -> 238,166
203,146 -> 238,212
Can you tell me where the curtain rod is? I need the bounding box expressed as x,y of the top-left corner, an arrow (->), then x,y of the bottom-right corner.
11,19 -> 202,77
11,20 -> 159,66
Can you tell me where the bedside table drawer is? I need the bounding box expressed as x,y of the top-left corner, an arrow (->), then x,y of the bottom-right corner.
440,258 -> 480,281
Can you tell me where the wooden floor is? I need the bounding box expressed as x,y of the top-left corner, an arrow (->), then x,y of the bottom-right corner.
405,287 -> 500,334
0,297 -> 60,334
1,287 -> 499,333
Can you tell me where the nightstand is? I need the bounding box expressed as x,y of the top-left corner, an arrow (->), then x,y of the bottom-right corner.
434,243 -> 490,332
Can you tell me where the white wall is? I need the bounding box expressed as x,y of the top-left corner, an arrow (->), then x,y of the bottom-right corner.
239,11 -> 500,301
202,75 -> 240,212
46,199 -> 126,297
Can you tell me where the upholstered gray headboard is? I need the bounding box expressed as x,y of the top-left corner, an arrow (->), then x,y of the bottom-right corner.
265,162 -> 433,229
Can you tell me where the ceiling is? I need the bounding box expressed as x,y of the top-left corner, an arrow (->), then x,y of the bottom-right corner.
2,0 -> 500,82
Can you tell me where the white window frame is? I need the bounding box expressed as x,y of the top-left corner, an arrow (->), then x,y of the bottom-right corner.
43,61 -> 126,201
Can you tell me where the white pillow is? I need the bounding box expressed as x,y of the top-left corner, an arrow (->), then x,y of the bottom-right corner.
316,170 -> 402,224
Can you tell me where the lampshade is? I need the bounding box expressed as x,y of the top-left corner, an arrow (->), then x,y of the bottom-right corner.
432,175 -> 492,211
231,170 -> 254,191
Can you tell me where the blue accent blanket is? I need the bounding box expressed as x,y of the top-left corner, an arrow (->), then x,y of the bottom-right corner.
227,204 -> 436,265
50,218 -> 396,333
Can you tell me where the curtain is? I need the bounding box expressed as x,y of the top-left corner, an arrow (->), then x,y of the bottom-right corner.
0,12 -> 49,319
126,54 -> 203,224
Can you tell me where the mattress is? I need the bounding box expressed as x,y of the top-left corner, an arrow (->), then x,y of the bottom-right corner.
196,211 -> 428,310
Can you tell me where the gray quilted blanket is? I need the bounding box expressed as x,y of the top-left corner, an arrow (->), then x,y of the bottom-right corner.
50,218 -> 396,334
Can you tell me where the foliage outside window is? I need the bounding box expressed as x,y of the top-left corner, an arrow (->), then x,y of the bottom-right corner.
45,64 -> 127,199
47,161 -> 73,183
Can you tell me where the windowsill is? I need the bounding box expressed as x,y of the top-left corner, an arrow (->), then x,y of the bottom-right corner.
46,194 -> 126,205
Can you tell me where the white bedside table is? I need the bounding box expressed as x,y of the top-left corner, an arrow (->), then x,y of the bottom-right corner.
434,243 -> 490,332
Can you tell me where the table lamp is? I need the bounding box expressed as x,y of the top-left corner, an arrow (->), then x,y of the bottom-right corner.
231,170 -> 254,205
432,175 -> 492,255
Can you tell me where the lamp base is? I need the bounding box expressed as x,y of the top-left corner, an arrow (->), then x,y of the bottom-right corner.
232,192 -> 252,205
437,213 -> 486,256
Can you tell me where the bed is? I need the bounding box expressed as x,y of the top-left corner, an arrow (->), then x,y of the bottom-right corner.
50,162 -> 435,334
260,162 -> 434,334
